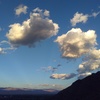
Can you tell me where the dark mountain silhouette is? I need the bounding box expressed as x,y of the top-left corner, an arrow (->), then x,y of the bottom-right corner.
51,71 -> 100,100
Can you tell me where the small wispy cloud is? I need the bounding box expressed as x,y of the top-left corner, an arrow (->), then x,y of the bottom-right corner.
15,4 -> 28,16
0,47 -> 5,54
70,12 -> 88,26
42,66 -> 58,73
0,40 -> 16,54
91,11 -> 100,17
70,11 -> 100,26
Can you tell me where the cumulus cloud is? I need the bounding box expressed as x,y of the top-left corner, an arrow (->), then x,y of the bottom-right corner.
70,12 -> 89,26
78,72 -> 92,79
55,28 -> 97,59
15,4 -> 28,16
50,73 -> 76,80
55,27 -> 100,79
6,8 -> 59,47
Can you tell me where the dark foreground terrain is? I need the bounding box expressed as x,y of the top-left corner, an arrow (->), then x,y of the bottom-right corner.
0,94 -> 54,100
50,71 -> 100,100
0,88 -> 58,100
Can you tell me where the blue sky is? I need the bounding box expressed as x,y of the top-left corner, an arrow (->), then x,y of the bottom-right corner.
0,0 -> 100,90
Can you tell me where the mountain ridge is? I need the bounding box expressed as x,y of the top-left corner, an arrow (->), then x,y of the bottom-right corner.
51,71 -> 100,100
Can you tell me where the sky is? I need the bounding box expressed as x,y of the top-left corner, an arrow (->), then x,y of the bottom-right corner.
0,0 -> 100,90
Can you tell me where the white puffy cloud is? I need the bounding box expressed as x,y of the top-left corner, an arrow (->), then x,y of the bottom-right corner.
50,73 -> 76,80
15,4 -> 28,16
70,12 -> 89,26
55,28 -> 97,59
6,8 -> 59,47
55,28 -> 99,79
78,72 -> 92,79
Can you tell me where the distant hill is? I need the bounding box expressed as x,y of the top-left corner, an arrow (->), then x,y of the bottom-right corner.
51,71 -> 100,100
0,88 -> 59,95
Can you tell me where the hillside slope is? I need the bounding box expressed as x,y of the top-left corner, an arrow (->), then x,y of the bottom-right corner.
51,71 -> 100,100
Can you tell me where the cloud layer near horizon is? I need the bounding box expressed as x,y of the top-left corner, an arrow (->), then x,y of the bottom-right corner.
6,8 -> 59,47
